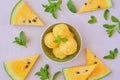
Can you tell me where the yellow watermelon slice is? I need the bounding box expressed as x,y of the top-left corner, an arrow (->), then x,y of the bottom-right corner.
4,54 -> 39,80
80,0 -> 112,13
10,0 -> 44,26
86,48 -> 111,80
63,65 -> 96,80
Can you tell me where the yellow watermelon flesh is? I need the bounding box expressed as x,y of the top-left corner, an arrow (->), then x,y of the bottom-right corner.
4,54 -> 39,80
86,48 -> 111,80
63,65 -> 96,80
10,0 -> 44,26
80,0 -> 112,13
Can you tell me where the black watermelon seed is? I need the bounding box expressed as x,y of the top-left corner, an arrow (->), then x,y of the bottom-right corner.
76,72 -> 80,74
98,5 -> 101,8
27,61 -> 31,64
32,19 -> 36,22
25,65 -> 29,68
94,61 -> 97,64
85,70 -> 88,72
23,20 -> 26,23
35,17 -> 37,19
85,3 -> 87,5
28,20 -> 31,23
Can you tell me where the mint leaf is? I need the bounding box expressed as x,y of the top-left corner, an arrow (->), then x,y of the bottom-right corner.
61,38 -> 68,42
116,22 -> 120,34
13,37 -> 20,43
104,9 -> 109,20
111,16 -> 119,22
48,0 -> 52,4
52,71 -> 61,80
103,24 -> 116,29
67,0 -> 77,13
20,31 -> 26,46
88,16 -> 97,24
52,10 -> 57,19
53,35 -> 61,44
13,31 -> 27,47
56,1 -> 62,10
106,29 -> 115,37
103,48 -> 118,59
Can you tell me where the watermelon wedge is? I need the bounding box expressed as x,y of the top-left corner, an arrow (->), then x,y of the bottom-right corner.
63,65 -> 96,80
86,48 -> 111,80
10,0 -> 44,26
80,0 -> 112,13
4,54 -> 39,80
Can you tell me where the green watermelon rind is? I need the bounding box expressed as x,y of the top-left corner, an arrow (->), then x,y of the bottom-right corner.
63,68 -> 111,80
89,70 -> 112,80
10,0 -> 23,24
107,0 -> 113,7
4,63 -> 14,80
3,62 -> 22,80
62,68 -> 67,80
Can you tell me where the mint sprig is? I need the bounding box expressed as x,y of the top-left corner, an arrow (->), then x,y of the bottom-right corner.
103,48 -> 118,59
53,35 -> 68,44
13,31 -> 27,47
35,64 -> 50,80
42,0 -> 62,19
103,24 -> 116,37
35,64 -> 61,80
103,14 -> 120,37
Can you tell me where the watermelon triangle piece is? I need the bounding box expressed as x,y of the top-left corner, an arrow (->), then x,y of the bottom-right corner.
79,0 -> 112,13
4,54 -> 40,80
63,65 -> 96,80
86,48 -> 111,80
10,0 -> 44,26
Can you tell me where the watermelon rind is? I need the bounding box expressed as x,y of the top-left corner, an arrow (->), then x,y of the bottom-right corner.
62,69 -> 67,80
10,0 -> 23,24
63,68 -> 70,80
89,70 -> 111,80
107,0 -> 113,7
4,63 -> 13,80
4,62 -> 22,80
